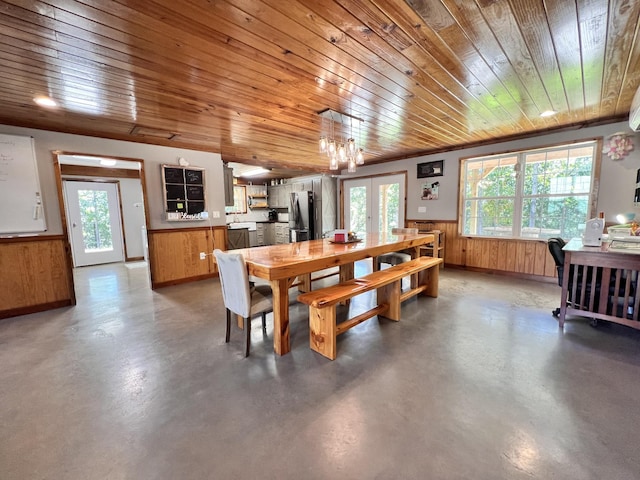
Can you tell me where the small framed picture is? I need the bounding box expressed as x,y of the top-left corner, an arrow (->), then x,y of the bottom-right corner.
417,160 -> 444,178
421,181 -> 440,200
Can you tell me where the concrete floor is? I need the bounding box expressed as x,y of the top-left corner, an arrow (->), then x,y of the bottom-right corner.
1,262 -> 640,479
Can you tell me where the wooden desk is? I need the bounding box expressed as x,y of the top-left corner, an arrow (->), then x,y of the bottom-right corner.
227,232 -> 435,355
559,238 -> 640,330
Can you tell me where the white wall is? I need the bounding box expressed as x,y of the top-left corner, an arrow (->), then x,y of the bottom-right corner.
4,121 -> 639,236
341,121 -> 640,225
118,178 -> 146,258
0,124 -> 226,234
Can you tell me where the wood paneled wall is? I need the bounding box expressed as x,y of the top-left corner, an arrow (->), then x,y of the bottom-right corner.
0,236 -> 74,319
0,226 -> 230,320
0,222 -> 558,320
408,220 -> 557,281
147,226 -> 227,288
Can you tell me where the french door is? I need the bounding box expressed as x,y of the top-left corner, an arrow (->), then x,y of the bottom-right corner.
343,174 -> 406,236
64,181 -> 124,267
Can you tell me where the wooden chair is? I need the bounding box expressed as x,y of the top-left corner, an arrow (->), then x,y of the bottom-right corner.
214,249 -> 273,357
375,227 -> 419,271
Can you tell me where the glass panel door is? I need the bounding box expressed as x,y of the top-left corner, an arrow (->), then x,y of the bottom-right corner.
344,174 -> 405,236
372,174 -> 405,235
344,178 -> 370,237
64,181 -> 124,267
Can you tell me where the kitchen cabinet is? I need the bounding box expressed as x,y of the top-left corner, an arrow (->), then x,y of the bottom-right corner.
267,185 -> 279,208
256,223 -> 265,246
258,223 -> 272,246
227,228 -> 249,249
275,223 -> 289,244
267,185 -> 277,207
249,230 -> 258,247
264,223 -> 275,245
254,222 -> 287,245
223,166 -> 234,207
268,184 -> 291,208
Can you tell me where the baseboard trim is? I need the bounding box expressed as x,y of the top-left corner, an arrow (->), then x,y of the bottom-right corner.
0,300 -> 74,320
152,273 -> 218,289
445,264 -> 557,284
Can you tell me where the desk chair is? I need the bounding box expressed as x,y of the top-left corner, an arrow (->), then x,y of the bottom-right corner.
547,237 -> 567,317
214,249 -> 273,357
375,228 -> 419,271
547,237 -> 607,326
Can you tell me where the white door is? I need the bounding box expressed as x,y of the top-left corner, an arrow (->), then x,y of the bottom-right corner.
64,181 -> 124,267
344,174 -> 405,236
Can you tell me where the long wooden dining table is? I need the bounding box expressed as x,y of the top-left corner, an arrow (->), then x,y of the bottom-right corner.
225,232 -> 435,355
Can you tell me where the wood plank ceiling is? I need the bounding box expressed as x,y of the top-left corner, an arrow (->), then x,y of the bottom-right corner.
0,0 -> 639,174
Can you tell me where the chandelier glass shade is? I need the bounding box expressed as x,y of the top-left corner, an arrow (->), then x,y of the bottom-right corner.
318,109 -> 364,172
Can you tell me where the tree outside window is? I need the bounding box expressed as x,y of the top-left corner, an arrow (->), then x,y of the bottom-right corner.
461,141 -> 598,240
78,189 -> 113,252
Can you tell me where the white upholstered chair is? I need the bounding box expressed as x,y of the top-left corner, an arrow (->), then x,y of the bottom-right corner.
375,227 -> 419,270
214,249 -> 273,357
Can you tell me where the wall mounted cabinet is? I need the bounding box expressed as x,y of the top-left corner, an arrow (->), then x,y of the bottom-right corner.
223,166 -> 234,207
268,184 -> 291,208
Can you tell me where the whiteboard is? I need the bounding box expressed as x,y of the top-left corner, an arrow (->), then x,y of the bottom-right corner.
0,133 -> 46,234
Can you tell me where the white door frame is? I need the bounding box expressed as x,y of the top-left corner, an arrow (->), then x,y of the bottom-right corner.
342,172 -> 407,234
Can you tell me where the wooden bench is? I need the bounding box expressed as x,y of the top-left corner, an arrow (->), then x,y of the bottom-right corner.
297,256 -> 443,359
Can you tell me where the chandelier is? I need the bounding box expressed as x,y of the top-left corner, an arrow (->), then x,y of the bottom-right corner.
318,108 -> 364,172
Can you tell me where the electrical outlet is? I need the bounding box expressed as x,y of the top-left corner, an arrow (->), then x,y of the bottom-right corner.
418,206 -> 427,213
212,211 -> 220,218
199,252 -> 206,260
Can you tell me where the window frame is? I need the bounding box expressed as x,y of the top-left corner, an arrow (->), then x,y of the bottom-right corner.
225,185 -> 247,215
458,138 -> 602,241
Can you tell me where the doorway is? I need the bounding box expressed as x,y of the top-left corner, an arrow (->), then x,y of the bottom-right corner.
53,152 -> 151,307
64,180 -> 124,267
343,173 -> 406,236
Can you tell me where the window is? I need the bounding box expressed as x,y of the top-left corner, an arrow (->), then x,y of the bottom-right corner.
460,140 -> 599,240
225,186 -> 247,214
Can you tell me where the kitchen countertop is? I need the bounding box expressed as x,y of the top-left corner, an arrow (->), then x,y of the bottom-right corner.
227,221 -> 289,231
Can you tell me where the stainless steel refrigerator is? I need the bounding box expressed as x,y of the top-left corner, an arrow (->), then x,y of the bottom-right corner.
289,191 -> 315,242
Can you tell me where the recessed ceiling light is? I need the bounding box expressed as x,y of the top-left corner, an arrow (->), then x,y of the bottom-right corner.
241,167 -> 271,177
33,96 -> 57,108
540,110 -> 557,117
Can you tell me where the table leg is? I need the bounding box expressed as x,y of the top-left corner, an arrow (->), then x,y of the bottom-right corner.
410,246 -> 420,289
271,278 -> 291,355
339,263 -> 354,306
339,262 -> 354,282
297,273 -> 311,292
